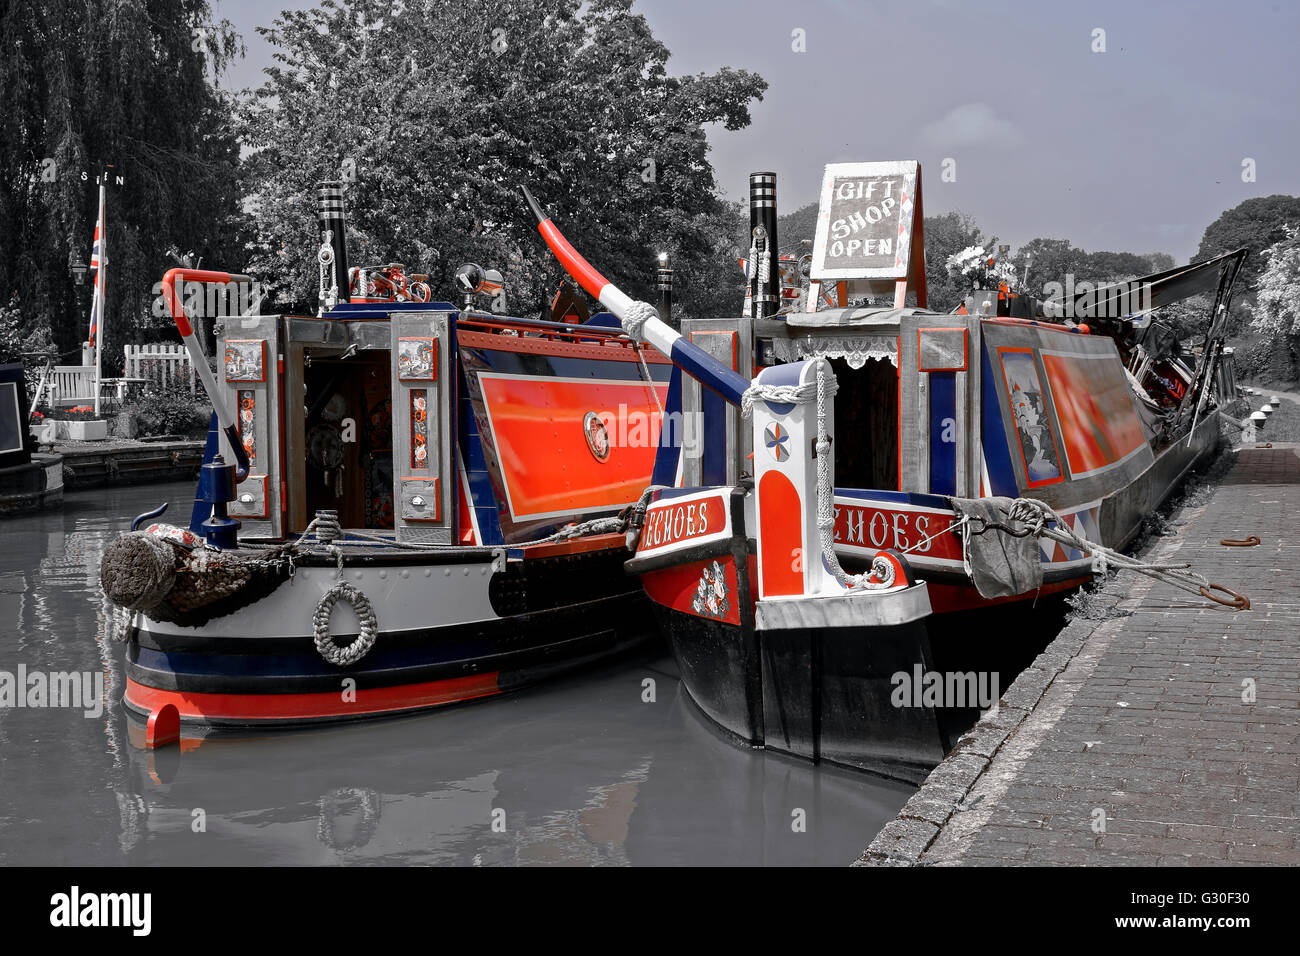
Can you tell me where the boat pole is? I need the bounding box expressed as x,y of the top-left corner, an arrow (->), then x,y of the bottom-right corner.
521,185 -> 750,406
161,268 -> 253,481
656,252 -> 675,330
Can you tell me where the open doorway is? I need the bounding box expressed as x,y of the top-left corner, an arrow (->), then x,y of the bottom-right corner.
830,356 -> 898,491
302,350 -> 394,529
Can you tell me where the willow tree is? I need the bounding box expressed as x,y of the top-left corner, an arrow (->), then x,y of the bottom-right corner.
0,0 -> 244,365
240,0 -> 766,319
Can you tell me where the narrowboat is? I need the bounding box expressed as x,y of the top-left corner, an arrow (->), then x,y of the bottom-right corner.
100,183 -> 681,741
522,165 -> 1249,783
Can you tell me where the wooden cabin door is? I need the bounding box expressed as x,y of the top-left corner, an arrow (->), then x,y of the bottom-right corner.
221,315 -> 284,537
898,313 -> 981,497
390,311 -> 454,544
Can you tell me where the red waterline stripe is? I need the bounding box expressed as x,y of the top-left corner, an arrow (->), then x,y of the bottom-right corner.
125,673 -> 501,722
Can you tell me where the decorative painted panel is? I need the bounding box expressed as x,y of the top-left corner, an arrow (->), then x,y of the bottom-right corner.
223,339 -> 265,382
998,347 -> 1063,488
397,337 -> 438,381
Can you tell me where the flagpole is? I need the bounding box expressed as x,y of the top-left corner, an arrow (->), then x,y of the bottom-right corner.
92,171 -> 107,416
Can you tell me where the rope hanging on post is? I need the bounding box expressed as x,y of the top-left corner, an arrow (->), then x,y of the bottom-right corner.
313,581 -> 379,666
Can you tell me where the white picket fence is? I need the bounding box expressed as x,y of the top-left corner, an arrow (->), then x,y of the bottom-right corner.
123,343 -> 196,393
38,344 -> 197,408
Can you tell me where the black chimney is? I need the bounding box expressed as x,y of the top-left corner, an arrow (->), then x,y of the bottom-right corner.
315,181 -> 351,305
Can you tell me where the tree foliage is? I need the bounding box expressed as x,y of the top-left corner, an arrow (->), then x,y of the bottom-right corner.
240,0 -> 766,320
1253,226 -> 1300,338
0,0 -> 244,367
1195,194 -> 1300,287
923,212 -> 991,312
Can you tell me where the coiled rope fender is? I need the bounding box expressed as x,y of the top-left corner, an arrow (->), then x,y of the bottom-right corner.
313,581 -> 379,666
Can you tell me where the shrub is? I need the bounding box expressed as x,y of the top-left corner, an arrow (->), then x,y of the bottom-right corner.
124,369 -> 209,437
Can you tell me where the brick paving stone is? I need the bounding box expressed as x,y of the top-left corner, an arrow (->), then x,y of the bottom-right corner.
859,445 -> 1300,867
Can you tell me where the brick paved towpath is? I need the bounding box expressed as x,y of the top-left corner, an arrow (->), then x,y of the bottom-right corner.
859,443 -> 1300,866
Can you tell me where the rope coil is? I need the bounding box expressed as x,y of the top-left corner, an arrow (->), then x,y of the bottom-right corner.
313,581 -> 379,666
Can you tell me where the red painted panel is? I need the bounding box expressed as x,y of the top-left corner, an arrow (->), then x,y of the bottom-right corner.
641,556 -> 742,625
1041,352 -> 1146,476
758,470 -> 803,597
125,673 -> 501,721
833,503 -> 961,561
638,494 -> 727,554
479,375 -> 668,519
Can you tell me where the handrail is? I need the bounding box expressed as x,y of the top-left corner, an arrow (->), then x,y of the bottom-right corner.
161,268 -> 252,482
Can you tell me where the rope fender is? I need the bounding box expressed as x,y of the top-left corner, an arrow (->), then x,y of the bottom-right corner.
313,581 -> 379,666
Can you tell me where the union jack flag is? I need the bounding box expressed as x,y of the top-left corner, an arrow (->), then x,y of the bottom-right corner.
88,191 -> 106,347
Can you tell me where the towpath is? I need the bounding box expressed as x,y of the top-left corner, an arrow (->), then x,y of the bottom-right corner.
859,441 -> 1300,866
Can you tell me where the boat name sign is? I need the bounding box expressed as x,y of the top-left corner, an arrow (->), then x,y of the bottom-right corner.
638,493 -> 729,555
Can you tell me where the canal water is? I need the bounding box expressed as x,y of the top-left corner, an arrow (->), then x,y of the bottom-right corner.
0,481 -> 914,866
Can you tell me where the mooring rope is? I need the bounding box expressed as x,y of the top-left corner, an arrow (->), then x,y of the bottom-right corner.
975,497 -> 1250,610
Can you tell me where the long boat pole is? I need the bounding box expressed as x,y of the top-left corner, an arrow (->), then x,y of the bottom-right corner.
91,174 -> 107,416
520,185 -> 750,406
161,268 -> 253,481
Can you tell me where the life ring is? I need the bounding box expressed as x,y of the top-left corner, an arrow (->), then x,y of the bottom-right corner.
313,581 -> 379,666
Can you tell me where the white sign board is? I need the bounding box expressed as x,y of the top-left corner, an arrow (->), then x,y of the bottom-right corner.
810,160 -> 920,281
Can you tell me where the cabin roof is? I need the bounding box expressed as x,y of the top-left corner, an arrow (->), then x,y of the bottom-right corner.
785,306 -> 947,330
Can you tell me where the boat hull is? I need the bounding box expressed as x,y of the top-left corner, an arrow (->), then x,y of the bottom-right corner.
124,541 -> 656,730
636,413 -> 1224,782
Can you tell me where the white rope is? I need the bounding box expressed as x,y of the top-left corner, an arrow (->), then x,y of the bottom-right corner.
738,377 -> 826,420
634,342 -> 664,416
811,359 -> 890,590
993,497 -> 1247,607
620,299 -> 658,342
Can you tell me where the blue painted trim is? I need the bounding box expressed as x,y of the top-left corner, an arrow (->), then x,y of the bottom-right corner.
833,487 -> 953,509
651,364 -> 684,487
980,345 -> 1019,496
455,359 -> 504,546
189,412 -> 221,534
668,338 -> 750,406
929,372 -> 957,496
324,302 -> 457,319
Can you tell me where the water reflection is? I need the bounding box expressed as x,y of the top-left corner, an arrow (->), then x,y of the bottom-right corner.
0,481 -> 913,866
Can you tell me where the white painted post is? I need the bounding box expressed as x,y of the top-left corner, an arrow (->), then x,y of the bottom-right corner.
749,358 -> 841,602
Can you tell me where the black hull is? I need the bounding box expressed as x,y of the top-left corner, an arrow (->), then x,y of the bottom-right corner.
654,417 -> 1224,784
657,603 -> 951,783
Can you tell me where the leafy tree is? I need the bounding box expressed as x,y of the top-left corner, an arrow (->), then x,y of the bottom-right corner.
1195,195 -> 1300,287
1143,252 -> 1175,273
240,0 -> 765,321
0,0 -> 244,367
923,212 -> 991,312
1253,226 -> 1300,337
776,201 -> 818,252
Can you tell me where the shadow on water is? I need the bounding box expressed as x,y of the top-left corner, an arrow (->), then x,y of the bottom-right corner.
0,480 -> 915,866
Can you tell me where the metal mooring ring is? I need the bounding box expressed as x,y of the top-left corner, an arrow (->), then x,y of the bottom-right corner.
1199,583 -> 1251,611
1220,536 -> 1260,547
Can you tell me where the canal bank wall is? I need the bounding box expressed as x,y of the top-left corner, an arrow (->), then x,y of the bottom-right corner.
51,438 -> 203,490
859,442 -> 1300,866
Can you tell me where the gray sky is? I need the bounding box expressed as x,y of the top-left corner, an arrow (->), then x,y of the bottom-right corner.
215,0 -> 1300,263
